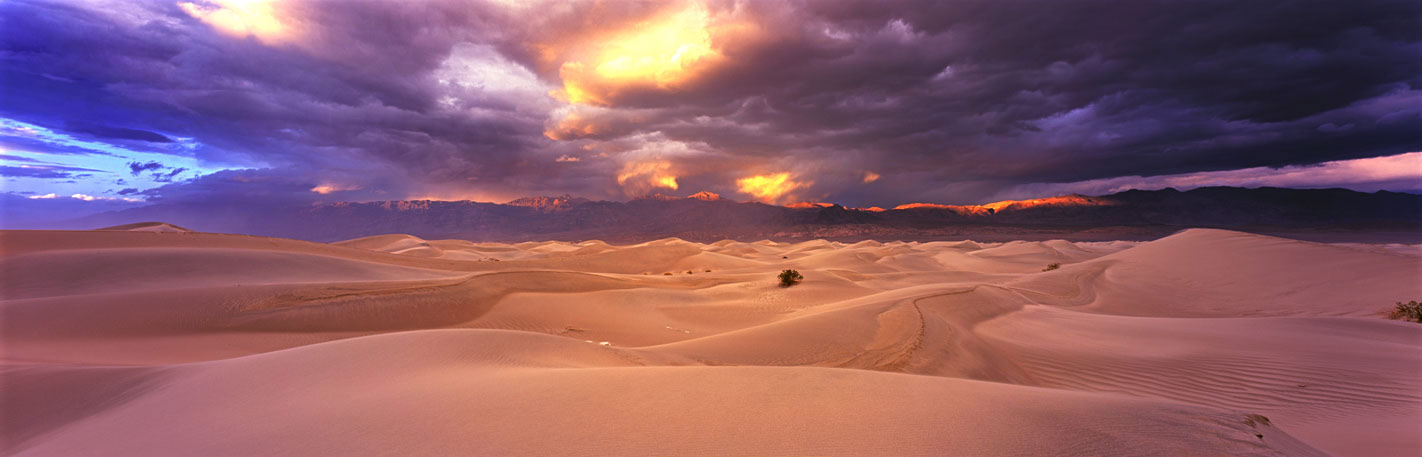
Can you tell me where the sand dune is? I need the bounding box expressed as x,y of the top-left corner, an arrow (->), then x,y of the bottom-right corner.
2,228 -> 1418,456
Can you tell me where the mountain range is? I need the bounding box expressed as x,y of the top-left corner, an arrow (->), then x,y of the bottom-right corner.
73,187 -> 1422,243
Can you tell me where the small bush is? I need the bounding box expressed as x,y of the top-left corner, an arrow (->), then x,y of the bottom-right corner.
1387,300 -> 1422,323
778,269 -> 803,287
1043,263 -> 1060,272
704,269 -> 711,273
663,272 -> 673,276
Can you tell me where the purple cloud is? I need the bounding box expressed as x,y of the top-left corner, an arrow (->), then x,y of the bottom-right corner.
0,0 -> 1417,211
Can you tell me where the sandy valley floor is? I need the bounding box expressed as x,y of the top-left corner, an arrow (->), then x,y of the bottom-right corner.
1,226 -> 1419,456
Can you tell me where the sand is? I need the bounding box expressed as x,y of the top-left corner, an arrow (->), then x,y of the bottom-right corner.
2,227 -> 1418,456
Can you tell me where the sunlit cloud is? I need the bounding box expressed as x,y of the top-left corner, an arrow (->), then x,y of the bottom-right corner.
617,160 -> 679,195
863,171 -> 881,183
555,154 -> 581,162
310,183 -> 361,194
179,0 -> 293,43
545,111 -> 604,140
736,172 -> 807,204
996,152 -> 1422,200
550,2 -> 755,106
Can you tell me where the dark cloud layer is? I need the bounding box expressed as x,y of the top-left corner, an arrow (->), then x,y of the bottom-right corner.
1,0 -> 1417,211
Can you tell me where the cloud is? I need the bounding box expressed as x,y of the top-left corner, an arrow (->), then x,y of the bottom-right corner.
616,160 -> 679,195
178,0 -> 293,44
0,0 -> 1417,213
310,183 -> 362,194
26,192 -> 139,202
65,122 -> 173,143
995,152 -> 1422,199
1,153 -> 50,164
736,172 -> 808,204
154,167 -> 189,182
127,161 -> 165,176
1,163 -> 105,179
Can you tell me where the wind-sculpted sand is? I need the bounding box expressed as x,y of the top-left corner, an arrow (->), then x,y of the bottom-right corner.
2,227 -> 1418,456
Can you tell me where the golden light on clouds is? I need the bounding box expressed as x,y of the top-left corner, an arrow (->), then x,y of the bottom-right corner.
554,2 -> 749,105
179,0 -> 292,43
617,160 -> 679,195
863,171 -> 881,183
311,184 -> 360,194
544,112 -> 600,140
737,172 -> 807,203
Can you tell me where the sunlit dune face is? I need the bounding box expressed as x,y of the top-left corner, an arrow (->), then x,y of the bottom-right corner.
552,2 -> 752,105
617,160 -> 679,195
736,172 -> 806,204
179,0 -> 292,43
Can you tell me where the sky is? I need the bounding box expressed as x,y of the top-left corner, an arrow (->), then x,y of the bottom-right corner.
1,0 -> 1419,225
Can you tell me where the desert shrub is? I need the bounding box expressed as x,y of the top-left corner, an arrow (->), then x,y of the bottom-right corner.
663,272 -> 673,276
778,269 -> 803,287
1043,263 -> 1060,272
1387,300 -> 1422,323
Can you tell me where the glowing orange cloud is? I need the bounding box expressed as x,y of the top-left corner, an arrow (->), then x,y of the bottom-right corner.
551,2 -> 756,105
311,183 -> 361,194
617,160 -> 679,195
736,172 -> 807,203
863,171 -> 881,183
179,0 -> 294,43
544,112 -> 601,140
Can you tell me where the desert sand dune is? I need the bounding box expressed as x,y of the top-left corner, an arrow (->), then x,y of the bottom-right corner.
2,228 -> 1418,456
93,222 -> 193,232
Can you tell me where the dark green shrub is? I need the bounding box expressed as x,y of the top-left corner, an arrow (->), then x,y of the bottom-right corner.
778,269 -> 803,287
1387,300 -> 1422,323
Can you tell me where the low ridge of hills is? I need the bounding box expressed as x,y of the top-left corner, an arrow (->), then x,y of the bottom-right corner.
72,186 -> 1422,243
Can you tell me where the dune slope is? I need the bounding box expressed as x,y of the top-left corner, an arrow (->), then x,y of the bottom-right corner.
2,228 -> 1418,456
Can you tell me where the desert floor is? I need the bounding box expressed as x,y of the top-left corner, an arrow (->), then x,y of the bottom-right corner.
2,226 -> 1419,456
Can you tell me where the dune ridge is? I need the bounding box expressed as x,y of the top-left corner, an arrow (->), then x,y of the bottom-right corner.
2,228 -> 1418,456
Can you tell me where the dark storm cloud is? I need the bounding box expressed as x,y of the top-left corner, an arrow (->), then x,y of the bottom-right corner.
519,0 -> 1420,204
1,0 -> 559,199
1,0 -> 1418,209
153,167 -> 188,182
127,161 -> 165,176
65,122 -> 173,143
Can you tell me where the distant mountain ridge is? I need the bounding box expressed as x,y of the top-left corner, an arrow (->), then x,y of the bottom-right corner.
71,187 -> 1422,243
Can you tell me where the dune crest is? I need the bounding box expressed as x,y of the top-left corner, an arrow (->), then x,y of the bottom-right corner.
2,228 -> 1418,456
